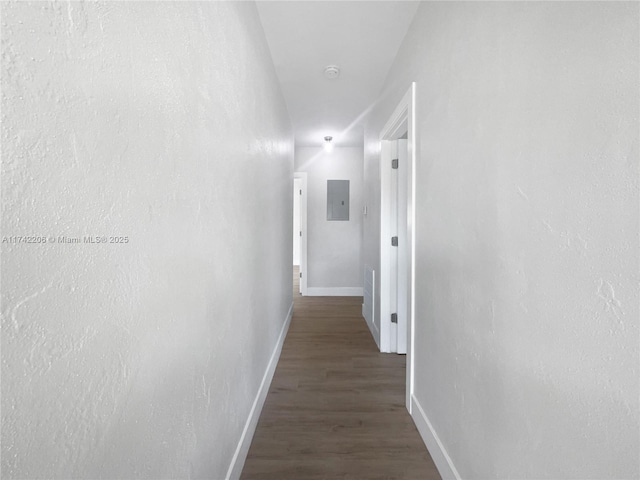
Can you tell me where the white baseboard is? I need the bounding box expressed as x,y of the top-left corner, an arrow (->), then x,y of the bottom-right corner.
306,287 -> 363,297
410,395 -> 461,480
363,304 -> 380,349
225,302 -> 294,480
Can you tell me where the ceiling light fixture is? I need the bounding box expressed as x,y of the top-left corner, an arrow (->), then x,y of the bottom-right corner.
324,135 -> 334,153
324,65 -> 340,79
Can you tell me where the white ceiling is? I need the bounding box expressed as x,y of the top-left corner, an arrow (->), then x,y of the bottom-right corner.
256,1 -> 420,147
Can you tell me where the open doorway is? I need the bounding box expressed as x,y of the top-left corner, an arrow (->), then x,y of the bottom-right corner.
293,172 -> 308,296
379,83 -> 416,413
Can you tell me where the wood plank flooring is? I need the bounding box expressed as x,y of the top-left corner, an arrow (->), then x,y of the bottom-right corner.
240,268 -> 441,480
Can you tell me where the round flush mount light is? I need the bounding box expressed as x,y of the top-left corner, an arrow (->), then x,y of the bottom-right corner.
324,65 -> 340,79
323,135 -> 334,153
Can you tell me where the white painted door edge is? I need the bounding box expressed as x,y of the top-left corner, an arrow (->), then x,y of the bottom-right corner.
294,172 -> 308,296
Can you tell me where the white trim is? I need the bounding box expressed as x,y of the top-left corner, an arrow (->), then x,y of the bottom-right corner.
306,287 -> 364,297
363,307 -> 380,349
410,395 -> 461,480
225,302 -> 294,480
395,138 -> 408,355
379,83 -> 417,412
362,265 -> 377,348
294,172 -> 308,296
406,83 -> 417,411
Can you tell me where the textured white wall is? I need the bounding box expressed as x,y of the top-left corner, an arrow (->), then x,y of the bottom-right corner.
295,147 -> 363,290
1,2 -> 292,479
364,2 -> 639,479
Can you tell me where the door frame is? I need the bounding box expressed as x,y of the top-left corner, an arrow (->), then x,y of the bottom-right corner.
294,172 -> 308,296
293,177 -> 302,268
379,83 -> 416,412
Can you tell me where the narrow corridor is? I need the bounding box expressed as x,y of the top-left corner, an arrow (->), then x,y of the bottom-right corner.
3,2 -> 636,478
240,269 -> 440,479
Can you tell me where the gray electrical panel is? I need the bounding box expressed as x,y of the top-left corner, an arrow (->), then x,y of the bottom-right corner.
327,180 -> 349,221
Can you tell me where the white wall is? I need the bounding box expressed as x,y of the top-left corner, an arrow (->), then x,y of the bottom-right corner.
1,2 -> 293,479
364,2 -> 639,479
295,147 -> 363,294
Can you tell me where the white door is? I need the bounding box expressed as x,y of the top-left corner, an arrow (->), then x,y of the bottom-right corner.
396,139 -> 408,354
293,178 -> 301,266
389,139 -> 408,354
389,141 -> 399,351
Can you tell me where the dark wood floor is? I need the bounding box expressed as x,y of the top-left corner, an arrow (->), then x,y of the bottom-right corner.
240,267 -> 441,480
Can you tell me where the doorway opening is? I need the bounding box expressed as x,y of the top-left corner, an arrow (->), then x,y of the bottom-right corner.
293,172 -> 308,296
379,83 -> 416,413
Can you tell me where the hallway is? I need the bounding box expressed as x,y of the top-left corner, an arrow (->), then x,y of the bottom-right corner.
240,270 -> 440,479
2,2 -> 637,479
